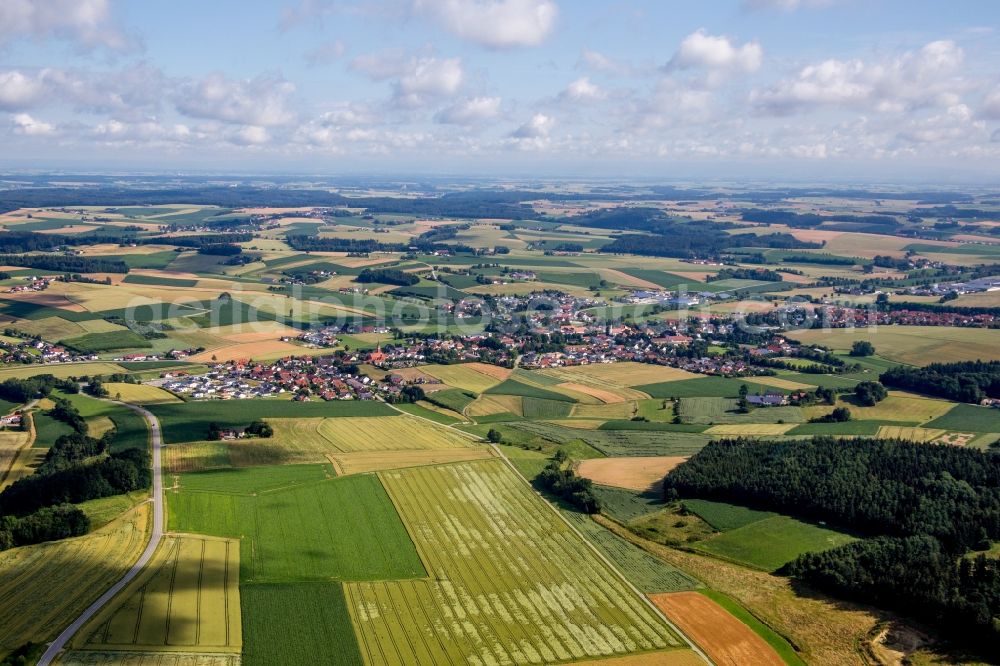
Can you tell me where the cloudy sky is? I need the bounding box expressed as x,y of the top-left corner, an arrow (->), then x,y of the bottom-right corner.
2,0 -> 1000,180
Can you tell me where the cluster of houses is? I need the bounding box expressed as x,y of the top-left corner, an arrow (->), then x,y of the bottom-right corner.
7,277 -> 51,293
622,289 -> 730,308
808,305 -> 999,328
0,337 -> 99,365
155,355 -> 402,402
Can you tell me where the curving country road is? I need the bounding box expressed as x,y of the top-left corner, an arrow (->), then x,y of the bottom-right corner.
37,402 -> 164,666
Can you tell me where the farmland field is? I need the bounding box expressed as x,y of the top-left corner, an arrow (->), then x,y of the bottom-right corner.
680,398 -> 804,425
327,447 -> 494,475
168,467 -> 427,582
577,456 -> 689,492
801,394 -> 954,424
345,459 -> 687,665
682,500 -> 776,532
926,403 -> 1000,433
149,400 -> 396,443
786,326 -> 1000,365
0,506 -> 150,655
510,421 -> 713,457
74,534 -> 242,653
420,363 -> 507,393
0,362 -> 127,380
537,362 -> 697,388
649,592 -> 785,666
691,516 -> 857,571
102,382 -> 181,404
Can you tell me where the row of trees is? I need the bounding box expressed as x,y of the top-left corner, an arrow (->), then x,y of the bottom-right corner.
0,253 -> 129,274
881,360 -> 1000,403
355,268 -> 421,286
0,374 -> 79,403
535,451 -> 602,514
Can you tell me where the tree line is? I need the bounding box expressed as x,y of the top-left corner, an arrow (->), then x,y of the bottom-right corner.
663,436 -> 1000,654
881,360 -> 1000,403
0,253 -> 130,274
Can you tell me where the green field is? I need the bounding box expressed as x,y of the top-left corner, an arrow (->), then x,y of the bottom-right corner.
60,330 -> 152,353
926,403 -> 1000,433
61,391 -> 149,451
592,486 -> 667,522
699,590 -> 808,666
562,509 -> 702,593
637,375 -> 786,399
692,515 -> 857,571
390,402 -> 462,424
786,420 -> 886,436
345,459 -> 684,664
679,397 -> 804,425
149,399 -> 396,443
423,387 -> 476,413
521,397 -> 574,419
682,499 -> 776,531
485,378 -> 578,402
121,273 -> 199,287
787,326 -> 1000,366
509,420 -> 713,456
168,465 -> 426,582
241,583 -> 363,666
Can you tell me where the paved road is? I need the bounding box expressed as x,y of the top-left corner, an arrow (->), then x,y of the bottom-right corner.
37,402 -> 164,666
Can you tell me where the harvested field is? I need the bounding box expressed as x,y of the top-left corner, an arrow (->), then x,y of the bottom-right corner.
0,429 -> 32,488
103,382 -> 182,404
165,441 -> 232,473
572,401 -> 639,420
75,534 -> 241,653
236,415 -> 474,466
420,363 -> 506,392
747,376 -> 815,391
189,340 -> 311,362
346,460 -> 684,664
0,506 -> 150,655
876,425 -> 946,442
0,362 -> 126,380
13,316 -> 87,340
539,363 -> 697,388
558,381 -> 630,403
787,326 -> 1000,366
570,651 -> 706,666
577,456 -> 689,492
462,361 -> 513,380
803,395 -> 954,424
649,592 -> 785,666
86,415 -> 117,438
0,446 -> 44,491
466,394 -> 523,417
326,447 -> 494,475
705,423 -> 798,436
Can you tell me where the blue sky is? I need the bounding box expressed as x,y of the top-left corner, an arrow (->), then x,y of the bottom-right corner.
1,0 -> 999,180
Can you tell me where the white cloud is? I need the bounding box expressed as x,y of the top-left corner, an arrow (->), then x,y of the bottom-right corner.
508,112 -> 554,149
668,29 -> 763,76
561,77 -> 605,101
176,74 -> 296,126
435,96 -> 502,124
230,125 -> 271,146
304,40 -> 347,66
752,40 -> 966,115
352,51 -> 463,106
992,128 -> 1000,143
0,0 -> 136,51
743,0 -> 840,10
982,86 -> 1000,119
11,113 -> 56,136
0,71 -> 46,110
415,0 -> 557,48
579,49 -> 632,76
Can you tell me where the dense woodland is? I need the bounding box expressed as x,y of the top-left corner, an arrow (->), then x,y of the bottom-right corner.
664,437 -> 1000,652
0,253 -> 129,274
355,268 -> 421,286
881,360 -> 1000,403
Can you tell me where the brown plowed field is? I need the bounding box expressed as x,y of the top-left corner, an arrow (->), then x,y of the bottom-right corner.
576,456 -> 688,491
649,592 -> 785,666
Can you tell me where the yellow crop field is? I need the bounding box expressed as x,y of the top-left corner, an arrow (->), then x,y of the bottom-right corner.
420,363 -> 506,393
787,326 -> 1000,365
327,448 -> 495,475
0,447 -> 44,491
75,534 -> 241,653
545,419 -> 608,430
571,401 -> 639,420
255,415 -> 475,463
466,394 -> 523,417
876,426 -> 947,442
803,395 -> 955,424
705,423 -> 798,436
0,429 -> 32,488
0,505 -> 150,654
86,416 -> 117,438
538,362 -> 697,388
0,362 -> 126,380
165,441 -> 231,473
103,383 -> 182,404
13,316 -> 87,341
57,651 -> 242,665
747,376 -> 815,391
346,460 -> 684,665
